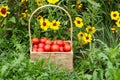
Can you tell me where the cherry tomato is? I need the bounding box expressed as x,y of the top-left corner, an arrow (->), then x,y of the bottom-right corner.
56,40 -> 64,46
59,46 -> 64,52
53,40 -> 57,44
44,44 -> 51,52
32,48 -> 38,52
37,48 -> 44,52
51,44 -> 60,52
64,44 -> 71,52
64,42 -> 70,45
38,43 -> 45,48
40,37 -> 47,43
32,38 -> 39,44
46,39 -> 53,45
33,44 -> 38,48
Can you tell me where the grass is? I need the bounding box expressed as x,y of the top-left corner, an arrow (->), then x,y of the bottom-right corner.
0,0 -> 120,80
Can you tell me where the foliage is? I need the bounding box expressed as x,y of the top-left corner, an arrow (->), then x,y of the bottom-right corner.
0,0 -> 120,79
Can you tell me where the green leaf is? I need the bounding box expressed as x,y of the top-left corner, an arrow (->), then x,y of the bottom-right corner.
2,18 -> 7,24
9,17 -> 16,23
92,70 -> 98,80
114,69 -> 120,80
84,74 -> 92,80
1,63 -> 9,77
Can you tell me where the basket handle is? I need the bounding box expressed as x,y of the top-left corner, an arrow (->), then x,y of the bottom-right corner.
28,5 -> 73,52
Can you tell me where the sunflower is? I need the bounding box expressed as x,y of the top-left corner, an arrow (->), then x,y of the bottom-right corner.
40,19 -> 50,31
76,1 -> 82,9
22,10 -> 29,20
77,32 -> 86,47
111,27 -> 118,33
35,0 -> 43,6
47,0 -> 59,4
77,32 -> 84,40
74,17 -> 83,28
0,5 -> 10,17
50,20 -> 60,30
86,26 -> 96,34
110,11 -> 119,20
83,33 -> 92,44
36,15 -> 43,21
116,18 -> 120,27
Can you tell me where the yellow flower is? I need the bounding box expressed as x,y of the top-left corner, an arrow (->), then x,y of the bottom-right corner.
110,11 -> 119,20
22,10 -> 29,20
0,5 -> 10,17
74,17 -> 83,28
111,27 -> 118,33
21,0 -> 28,2
77,2 -> 82,9
116,18 -> 120,27
77,32 -> 85,47
50,20 -> 60,30
40,19 -> 50,31
83,33 -> 92,44
35,0 -> 43,6
86,26 -> 96,34
77,32 -> 84,40
36,15 -> 43,21
47,0 -> 59,4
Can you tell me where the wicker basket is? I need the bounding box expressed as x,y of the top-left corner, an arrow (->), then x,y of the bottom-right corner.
28,5 -> 73,71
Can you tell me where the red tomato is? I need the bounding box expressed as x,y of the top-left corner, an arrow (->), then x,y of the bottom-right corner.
51,44 -> 60,52
37,48 -> 44,52
53,40 -> 57,44
44,44 -> 51,52
38,43 -> 45,48
32,48 -> 38,52
59,46 -> 64,52
40,37 -> 47,43
64,42 -> 70,45
32,38 -> 39,44
64,44 -> 71,52
56,40 -> 64,46
33,44 -> 38,48
46,40 -> 53,45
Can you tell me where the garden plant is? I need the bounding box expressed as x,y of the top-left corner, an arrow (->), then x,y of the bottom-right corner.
0,0 -> 120,80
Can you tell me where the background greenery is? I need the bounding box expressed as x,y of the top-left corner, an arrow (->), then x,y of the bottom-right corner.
0,0 -> 120,80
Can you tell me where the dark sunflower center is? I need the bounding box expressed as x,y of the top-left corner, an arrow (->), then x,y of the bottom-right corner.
78,3 -> 82,7
53,23 -> 56,26
113,14 -> 117,17
77,21 -> 80,24
88,28 -> 92,32
80,34 -> 83,37
38,16 -> 41,20
86,36 -> 89,40
38,1 -> 41,4
43,22 -> 46,26
1,8 -> 6,15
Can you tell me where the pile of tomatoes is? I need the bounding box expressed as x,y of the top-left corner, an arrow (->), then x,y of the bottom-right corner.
32,37 -> 71,52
